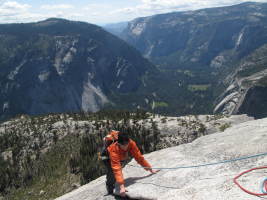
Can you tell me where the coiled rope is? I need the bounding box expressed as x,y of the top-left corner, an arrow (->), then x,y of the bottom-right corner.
233,166 -> 267,196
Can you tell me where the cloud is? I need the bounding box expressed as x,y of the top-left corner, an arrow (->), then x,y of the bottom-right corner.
41,4 -> 74,10
140,0 -> 267,9
0,1 -> 81,23
111,0 -> 267,19
0,1 -> 31,20
1,0 -> 267,25
83,3 -> 114,12
83,4 -> 119,19
110,0 -> 183,17
0,0 -> 31,13
1,1 -> 30,10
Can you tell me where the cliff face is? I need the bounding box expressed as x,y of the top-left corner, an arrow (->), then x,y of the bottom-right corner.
0,18 -> 156,121
214,44 -> 267,118
56,117 -> 267,200
237,86 -> 267,118
121,2 -> 267,66
119,2 -> 267,118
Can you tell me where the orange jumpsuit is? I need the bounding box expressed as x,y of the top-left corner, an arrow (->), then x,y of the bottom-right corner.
107,139 -> 152,184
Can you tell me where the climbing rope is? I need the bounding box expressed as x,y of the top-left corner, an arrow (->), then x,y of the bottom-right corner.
127,151 -> 267,170
233,166 -> 267,196
127,151 -> 267,196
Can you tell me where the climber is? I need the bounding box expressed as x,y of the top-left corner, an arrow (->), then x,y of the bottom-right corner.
101,130 -> 159,197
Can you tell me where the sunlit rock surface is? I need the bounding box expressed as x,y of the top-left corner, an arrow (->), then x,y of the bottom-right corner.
56,117 -> 267,200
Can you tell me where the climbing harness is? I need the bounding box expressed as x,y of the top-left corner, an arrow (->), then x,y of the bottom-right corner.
233,166 -> 267,196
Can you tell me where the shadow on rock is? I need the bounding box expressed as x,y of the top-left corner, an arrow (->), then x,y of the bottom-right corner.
113,193 -> 155,200
124,173 -> 180,189
124,174 -> 154,187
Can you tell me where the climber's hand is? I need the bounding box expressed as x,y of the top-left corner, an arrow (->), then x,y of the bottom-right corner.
119,184 -> 128,197
149,169 -> 160,174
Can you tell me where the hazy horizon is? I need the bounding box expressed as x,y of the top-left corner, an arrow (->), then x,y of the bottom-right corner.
1,0 -> 267,26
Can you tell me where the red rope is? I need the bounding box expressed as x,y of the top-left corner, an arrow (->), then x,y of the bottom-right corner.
233,166 -> 267,196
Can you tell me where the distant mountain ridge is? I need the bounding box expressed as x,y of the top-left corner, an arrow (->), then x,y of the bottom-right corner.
0,18 -> 226,122
1,2 -> 267,120
120,2 -> 267,118
103,21 -> 128,36
121,2 -> 267,63
0,18 -> 157,121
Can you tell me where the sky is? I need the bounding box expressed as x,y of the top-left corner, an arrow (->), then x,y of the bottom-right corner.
1,0 -> 267,25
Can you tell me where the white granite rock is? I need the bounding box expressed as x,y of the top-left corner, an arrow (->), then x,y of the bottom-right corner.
56,117 -> 267,200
